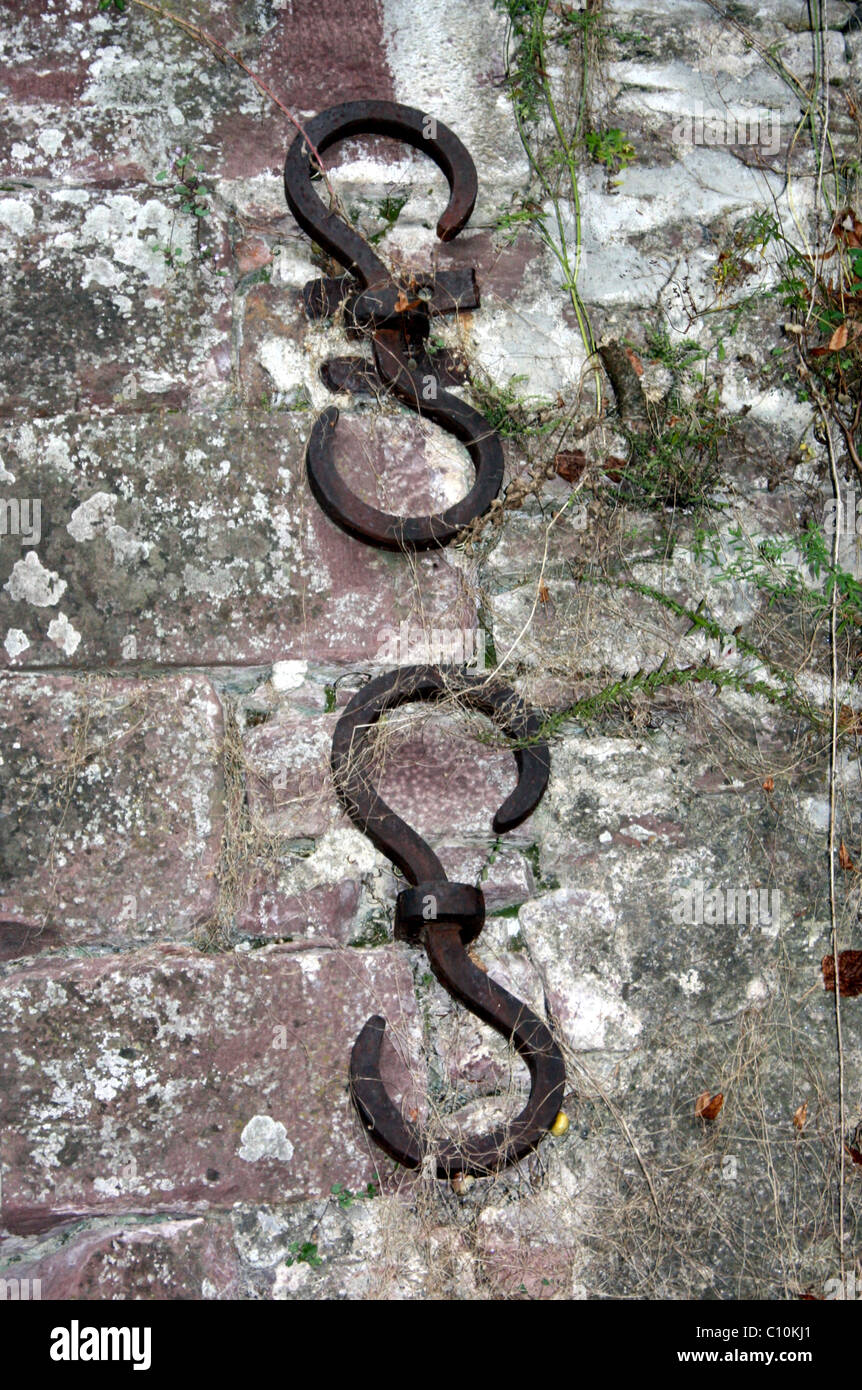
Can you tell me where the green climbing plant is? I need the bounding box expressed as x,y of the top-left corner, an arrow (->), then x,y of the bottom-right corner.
493,0 -> 601,409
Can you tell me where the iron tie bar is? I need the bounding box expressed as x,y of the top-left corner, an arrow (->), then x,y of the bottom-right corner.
330,665 -> 566,1178
284,101 -> 504,551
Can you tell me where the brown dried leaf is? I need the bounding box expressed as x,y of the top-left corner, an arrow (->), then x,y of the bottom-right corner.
762,776 -> 775,794
394,290 -> 420,314
828,321 -> 850,352
625,346 -> 644,375
821,949 -> 862,997
793,1102 -> 808,1131
832,209 -> 862,249
846,1144 -> 862,1168
603,455 -> 627,483
839,840 -> 856,872
554,449 -> 587,482
695,1090 -> 724,1121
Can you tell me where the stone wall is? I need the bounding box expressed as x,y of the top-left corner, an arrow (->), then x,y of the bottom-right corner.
1,0 -> 860,1299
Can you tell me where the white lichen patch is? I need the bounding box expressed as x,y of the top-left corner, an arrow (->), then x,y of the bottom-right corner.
238,1115 -> 294,1164
800,796 -> 830,833
4,628 -> 29,659
42,433 -> 73,472
0,197 -> 35,236
4,551 -> 67,607
299,828 -> 379,887
297,952 -> 321,980
560,975 -> 643,1050
67,493 -> 123,543
90,1047 -> 158,1104
182,562 -> 237,599
47,612 -> 82,656
271,659 -> 307,692
746,976 -> 772,1007
80,254 -> 123,291
80,194 -> 190,288
36,127 -> 65,156
153,996 -> 200,1044
678,969 -> 704,996
67,492 -> 149,565
272,1260 -> 312,1296
257,337 -> 327,406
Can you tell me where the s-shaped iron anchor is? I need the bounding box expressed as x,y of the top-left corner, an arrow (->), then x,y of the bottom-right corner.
284,100 -> 504,551
331,666 -> 566,1177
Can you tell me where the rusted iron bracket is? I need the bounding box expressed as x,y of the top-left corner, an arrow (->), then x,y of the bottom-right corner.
331,665 -> 565,1178
284,100 -> 503,551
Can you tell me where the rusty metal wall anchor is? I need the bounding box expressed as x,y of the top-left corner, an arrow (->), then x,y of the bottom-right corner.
331,665 -> 565,1177
284,101 -> 504,551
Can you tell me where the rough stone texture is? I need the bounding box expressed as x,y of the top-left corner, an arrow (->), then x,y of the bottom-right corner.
0,673 -> 224,952
1,0 -> 861,1302
0,0 -> 393,187
0,413 -> 474,667
4,1218 -> 242,1300
0,186 -> 232,416
0,942 -> 421,1235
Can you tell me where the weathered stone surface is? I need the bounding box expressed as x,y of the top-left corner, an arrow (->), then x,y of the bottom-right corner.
238,695 -> 539,958
0,673 -> 223,953
0,942 -> 422,1234
0,0 -> 393,187
436,844 -> 535,914
488,547 -> 770,684
244,695 -> 535,846
381,0 -> 526,219
0,0 -> 212,184
513,717 -> 862,1114
245,704 -> 341,840
520,886 -> 644,1062
238,876 -> 362,944
0,412 -> 475,667
0,186 -> 231,415
236,805 -> 534,946
4,0 -> 862,1304
232,1192 -> 478,1300
211,0 -> 395,183
474,1173 -> 586,1300
4,1217 -> 242,1300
